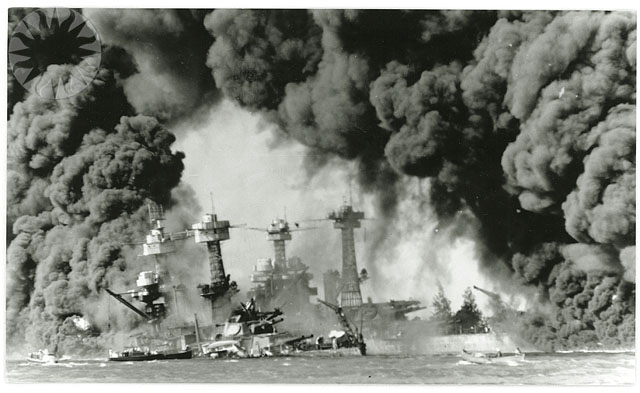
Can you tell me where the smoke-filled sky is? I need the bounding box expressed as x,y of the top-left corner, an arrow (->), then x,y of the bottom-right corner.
5,6 -> 635,352
170,100 -> 491,313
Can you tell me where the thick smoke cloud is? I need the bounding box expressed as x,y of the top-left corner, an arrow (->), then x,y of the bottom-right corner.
7,55 -> 185,352
7,65 -> 132,235
203,10 -> 636,349
6,9 -> 636,353
502,12 -> 635,213
205,9 -> 322,111
83,9 -> 215,122
205,10 -> 395,206
562,105 -> 635,247
204,9 -> 499,213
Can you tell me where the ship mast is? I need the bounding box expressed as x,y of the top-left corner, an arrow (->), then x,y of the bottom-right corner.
192,211 -> 239,323
328,204 -> 365,308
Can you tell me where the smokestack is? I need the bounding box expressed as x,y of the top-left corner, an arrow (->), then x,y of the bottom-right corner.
328,204 -> 365,307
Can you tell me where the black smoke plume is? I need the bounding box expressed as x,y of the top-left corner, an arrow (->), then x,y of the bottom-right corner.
83,9 -> 216,122
6,10 -> 186,354
6,9 -> 636,353
203,10 -> 636,349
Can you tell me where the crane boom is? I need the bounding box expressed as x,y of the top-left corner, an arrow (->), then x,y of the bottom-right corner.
318,299 -> 358,338
105,288 -> 152,321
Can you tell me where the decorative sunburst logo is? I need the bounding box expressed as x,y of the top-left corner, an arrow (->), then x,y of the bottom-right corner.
9,8 -> 102,100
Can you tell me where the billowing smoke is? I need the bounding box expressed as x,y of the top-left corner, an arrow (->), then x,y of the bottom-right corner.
7,9 -> 636,353
202,10 -> 636,349
82,9 -> 216,122
6,11 -> 187,354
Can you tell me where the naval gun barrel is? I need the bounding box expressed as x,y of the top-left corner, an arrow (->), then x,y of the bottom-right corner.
472,286 -> 502,301
284,334 -> 314,346
389,299 -> 426,314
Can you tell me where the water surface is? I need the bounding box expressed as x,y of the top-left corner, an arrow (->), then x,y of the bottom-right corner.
4,352 -> 635,385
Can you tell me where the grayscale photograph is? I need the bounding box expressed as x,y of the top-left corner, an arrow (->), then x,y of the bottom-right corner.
3,4 -> 637,386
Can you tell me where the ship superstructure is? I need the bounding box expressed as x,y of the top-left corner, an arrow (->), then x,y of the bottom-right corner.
106,203 -> 191,328
323,202 -> 425,323
327,204 -> 366,307
246,219 -> 317,313
191,212 -> 239,323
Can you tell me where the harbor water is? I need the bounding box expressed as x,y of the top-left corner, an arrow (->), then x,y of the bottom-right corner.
4,352 -> 635,385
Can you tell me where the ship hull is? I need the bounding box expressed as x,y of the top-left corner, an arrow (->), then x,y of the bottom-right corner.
108,349 -> 193,362
26,351 -> 58,364
288,347 -> 364,357
26,357 -> 58,364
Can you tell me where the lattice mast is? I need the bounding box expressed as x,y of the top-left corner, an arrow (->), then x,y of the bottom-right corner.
328,204 -> 365,308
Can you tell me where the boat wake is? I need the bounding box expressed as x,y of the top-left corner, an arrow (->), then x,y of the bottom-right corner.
501,360 -> 522,367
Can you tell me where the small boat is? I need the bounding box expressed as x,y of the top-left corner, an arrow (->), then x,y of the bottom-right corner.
461,348 -> 525,364
26,349 -> 58,364
108,348 -> 192,361
163,349 -> 193,360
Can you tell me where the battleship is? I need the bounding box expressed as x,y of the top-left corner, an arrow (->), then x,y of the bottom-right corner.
105,205 -> 193,360
103,198 -> 525,359
105,203 -> 289,359
262,201 -> 526,354
321,203 -> 426,322
245,218 -> 318,315
242,202 -> 425,332
104,202 -> 366,360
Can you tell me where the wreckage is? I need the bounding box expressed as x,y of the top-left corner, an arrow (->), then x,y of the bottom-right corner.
105,203 -> 366,360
